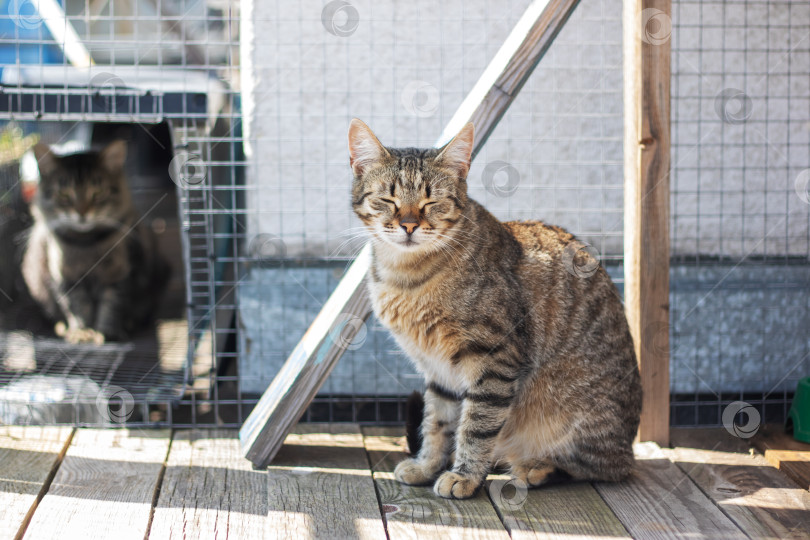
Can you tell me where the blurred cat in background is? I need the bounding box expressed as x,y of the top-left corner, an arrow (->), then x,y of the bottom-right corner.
22,140 -> 168,344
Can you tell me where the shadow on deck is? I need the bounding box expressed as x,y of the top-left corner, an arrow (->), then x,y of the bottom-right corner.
1,424 -> 809,539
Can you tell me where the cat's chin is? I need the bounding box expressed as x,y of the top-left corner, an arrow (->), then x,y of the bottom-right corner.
375,236 -> 431,254
67,221 -> 96,232
50,221 -> 121,246
392,238 -> 428,251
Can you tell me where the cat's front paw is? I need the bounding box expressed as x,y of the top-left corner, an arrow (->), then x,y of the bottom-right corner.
433,471 -> 481,499
56,322 -> 105,345
394,458 -> 436,486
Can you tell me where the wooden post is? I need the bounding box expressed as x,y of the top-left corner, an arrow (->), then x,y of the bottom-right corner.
623,0 -> 671,445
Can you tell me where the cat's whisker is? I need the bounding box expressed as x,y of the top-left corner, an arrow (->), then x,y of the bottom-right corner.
454,215 -> 492,241
431,231 -> 486,276
432,237 -> 484,274
427,239 -> 464,274
329,232 -> 371,257
444,230 -> 493,260
339,241 -> 370,267
426,230 -> 476,274
333,226 -> 372,238
333,231 -> 370,245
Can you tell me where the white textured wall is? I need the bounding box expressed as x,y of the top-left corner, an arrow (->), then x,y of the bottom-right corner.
241,0 -> 626,260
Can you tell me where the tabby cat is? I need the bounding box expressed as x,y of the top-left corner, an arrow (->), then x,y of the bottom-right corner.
348,119 -> 642,499
22,140 -> 167,344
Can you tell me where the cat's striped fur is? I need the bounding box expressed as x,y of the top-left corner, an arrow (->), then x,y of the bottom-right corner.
348,119 -> 642,499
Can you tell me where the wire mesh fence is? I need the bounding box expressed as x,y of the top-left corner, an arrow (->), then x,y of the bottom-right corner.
0,0 -> 806,429
669,0 -> 810,428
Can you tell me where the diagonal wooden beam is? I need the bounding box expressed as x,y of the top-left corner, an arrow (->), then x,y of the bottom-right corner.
240,0 -> 582,468
437,0 -> 584,153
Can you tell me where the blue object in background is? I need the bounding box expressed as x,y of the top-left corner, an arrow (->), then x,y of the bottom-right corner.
0,0 -> 66,67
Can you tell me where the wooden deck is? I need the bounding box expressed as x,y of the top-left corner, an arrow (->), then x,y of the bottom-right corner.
2,425 -> 810,539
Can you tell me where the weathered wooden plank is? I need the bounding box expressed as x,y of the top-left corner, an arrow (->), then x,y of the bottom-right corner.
362,427 -> 509,540
0,426 -> 73,540
23,429 -> 170,540
668,445 -> 810,539
595,442 -> 746,539
488,476 -> 631,539
265,424 -> 385,539
623,0 -> 671,445
240,0 -> 583,469
670,428 -> 753,454
751,424 -> 810,490
149,430 -> 268,539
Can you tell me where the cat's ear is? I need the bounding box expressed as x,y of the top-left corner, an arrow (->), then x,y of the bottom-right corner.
32,143 -> 58,177
435,123 -> 474,179
348,119 -> 389,177
99,140 -> 128,172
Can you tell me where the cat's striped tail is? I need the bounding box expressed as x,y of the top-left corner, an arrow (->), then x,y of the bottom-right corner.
405,391 -> 424,455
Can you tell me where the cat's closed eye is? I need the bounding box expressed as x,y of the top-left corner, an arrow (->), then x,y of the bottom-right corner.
379,198 -> 399,210
91,188 -> 109,202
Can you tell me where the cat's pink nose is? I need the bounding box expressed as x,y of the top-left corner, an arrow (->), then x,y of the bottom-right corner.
400,218 -> 419,235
